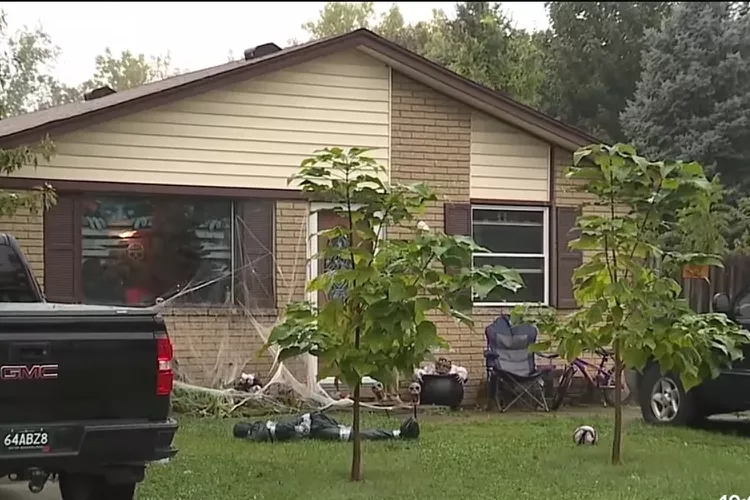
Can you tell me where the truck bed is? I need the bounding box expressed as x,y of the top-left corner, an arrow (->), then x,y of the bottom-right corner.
0,303 -> 171,424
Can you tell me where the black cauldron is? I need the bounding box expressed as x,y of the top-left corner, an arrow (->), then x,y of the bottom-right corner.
420,374 -> 465,409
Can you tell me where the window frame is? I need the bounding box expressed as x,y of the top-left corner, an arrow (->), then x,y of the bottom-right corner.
471,204 -> 550,307
78,193 -> 238,307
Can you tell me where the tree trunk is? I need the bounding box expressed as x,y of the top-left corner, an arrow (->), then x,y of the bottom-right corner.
611,341 -> 623,465
350,381 -> 362,481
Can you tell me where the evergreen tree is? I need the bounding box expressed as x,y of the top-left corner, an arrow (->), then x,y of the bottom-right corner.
621,2 -> 750,196
542,2 -> 670,142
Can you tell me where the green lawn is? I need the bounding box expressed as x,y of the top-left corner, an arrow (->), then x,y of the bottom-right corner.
138,410 -> 750,500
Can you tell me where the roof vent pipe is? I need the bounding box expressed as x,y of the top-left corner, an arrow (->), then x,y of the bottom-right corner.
244,43 -> 282,61
83,86 -> 117,101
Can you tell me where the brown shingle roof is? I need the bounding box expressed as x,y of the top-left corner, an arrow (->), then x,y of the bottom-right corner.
0,29 -> 598,150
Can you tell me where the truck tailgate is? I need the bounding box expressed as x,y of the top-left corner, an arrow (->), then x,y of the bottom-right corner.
0,303 -> 170,424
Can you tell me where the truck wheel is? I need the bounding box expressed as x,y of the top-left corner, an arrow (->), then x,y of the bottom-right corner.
95,481 -> 135,500
639,364 -> 698,426
59,473 -> 135,500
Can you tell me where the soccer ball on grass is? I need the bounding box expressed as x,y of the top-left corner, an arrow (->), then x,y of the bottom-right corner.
573,425 -> 598,445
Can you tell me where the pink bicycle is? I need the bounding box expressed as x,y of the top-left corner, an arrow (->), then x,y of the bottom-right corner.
543,348 -> 632,410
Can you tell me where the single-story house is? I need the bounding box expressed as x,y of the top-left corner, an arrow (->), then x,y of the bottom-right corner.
0,28 -> 597,403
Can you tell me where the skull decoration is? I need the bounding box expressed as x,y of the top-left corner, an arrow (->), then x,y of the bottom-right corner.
435,357 -> 452,375
408,382 -> 421,404
234,372 -> 263,393
372,381 -> 385,402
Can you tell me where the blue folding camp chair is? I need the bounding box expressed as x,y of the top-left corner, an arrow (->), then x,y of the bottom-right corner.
484,314 -> 550,412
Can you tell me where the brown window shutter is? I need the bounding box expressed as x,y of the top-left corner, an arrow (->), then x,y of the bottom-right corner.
44,194 -> 81,303
444,203 -> 471,236
444,202 -> 472,306
556,206 -> 582,309
236,199 -> 275,310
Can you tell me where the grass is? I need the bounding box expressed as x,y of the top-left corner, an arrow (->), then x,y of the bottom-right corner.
138,409 -> 750,500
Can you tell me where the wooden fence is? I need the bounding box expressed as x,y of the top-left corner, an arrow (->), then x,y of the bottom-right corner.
681,255 -> 750,312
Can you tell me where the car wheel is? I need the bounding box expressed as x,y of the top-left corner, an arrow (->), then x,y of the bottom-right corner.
639,364 -> 697,426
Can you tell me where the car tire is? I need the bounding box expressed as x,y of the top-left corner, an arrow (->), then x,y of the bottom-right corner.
639,364 -> 698,426
59,473 -> 136,500
97,481 -> 136,500
624,368 -> 640,403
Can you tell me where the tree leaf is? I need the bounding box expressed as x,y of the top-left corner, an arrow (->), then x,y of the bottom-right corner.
388,281 -> 408,301
529,340 -> 551,352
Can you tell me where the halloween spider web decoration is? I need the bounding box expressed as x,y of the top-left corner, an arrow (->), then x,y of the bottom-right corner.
151,211 -> 415,414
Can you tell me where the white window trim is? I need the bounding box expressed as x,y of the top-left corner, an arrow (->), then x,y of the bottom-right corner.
307,202 -> 383,387
471,204 -> 550,307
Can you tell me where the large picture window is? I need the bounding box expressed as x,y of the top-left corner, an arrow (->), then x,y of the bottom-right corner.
472,206 -> 548,305
81,196 -> 234,306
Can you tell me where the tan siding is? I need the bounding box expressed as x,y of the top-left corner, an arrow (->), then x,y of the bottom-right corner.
471,111 -> 550,202
17,49 -> 390,189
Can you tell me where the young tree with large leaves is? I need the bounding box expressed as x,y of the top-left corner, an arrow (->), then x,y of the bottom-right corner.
542,2 -> 671,142
265,147 -> 523,481
516,144 -> 750,465
621,2 -> 750,198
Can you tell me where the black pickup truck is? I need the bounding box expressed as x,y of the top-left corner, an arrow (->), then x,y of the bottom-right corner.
0,234 -> 178,499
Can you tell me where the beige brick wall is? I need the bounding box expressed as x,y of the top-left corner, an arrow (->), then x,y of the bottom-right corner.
166,307 -> 279,386
554,146 -> 625,264
553,148 -> 620,372
390,71 -> 472,233
0,202 -> 45,287
270,200 -> 309,382
554,147 -> 584,208
167,199 -> 310,387
275,200 -> 308,305
391,72 -> 518,404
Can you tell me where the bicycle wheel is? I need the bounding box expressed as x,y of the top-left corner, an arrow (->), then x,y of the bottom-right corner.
551,366 -> 575,411
601,370 -> 632,407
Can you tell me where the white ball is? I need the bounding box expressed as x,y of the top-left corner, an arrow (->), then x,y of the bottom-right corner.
573,425 -> 598,445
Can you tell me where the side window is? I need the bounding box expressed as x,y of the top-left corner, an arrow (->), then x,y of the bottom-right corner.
0,244 -> 38,302
471,206 -> 549,305
734,290 -> 750,319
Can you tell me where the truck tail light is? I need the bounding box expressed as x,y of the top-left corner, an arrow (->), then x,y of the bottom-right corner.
156,336 -> 174,396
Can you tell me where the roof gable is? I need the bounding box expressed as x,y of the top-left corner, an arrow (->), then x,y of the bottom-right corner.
0,29 -> 597,151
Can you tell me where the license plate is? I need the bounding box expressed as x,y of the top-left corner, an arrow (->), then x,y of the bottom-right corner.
2,429 -> 49,452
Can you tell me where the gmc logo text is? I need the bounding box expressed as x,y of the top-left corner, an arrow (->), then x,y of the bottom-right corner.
0,365 -> 58,380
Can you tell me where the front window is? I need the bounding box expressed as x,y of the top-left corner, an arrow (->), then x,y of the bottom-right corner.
471,206 -> 548,305
81,196 -> 234,306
